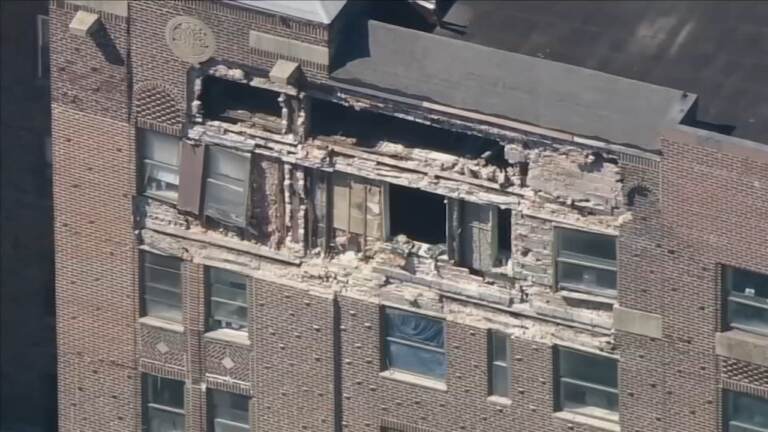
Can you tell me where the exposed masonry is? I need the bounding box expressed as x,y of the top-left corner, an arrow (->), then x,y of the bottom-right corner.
135,64 -> 634,353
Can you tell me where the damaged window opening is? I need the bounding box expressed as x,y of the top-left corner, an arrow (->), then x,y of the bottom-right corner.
203,146 -> 249,229
330,173 -> 386,251
208,390 -> 250,432
726,391 -> 768,432
207,267 -> 249,333
555,228 -> 617,297
200,75 -> 282,129
556,347 -> 619,423
311,99 -> 507,168
724,266 -> 768,336
143,374 -> 185,432
498,208 -> 512,259
141,252 -> 182,324
389,183 -> 446,245
383,307 -> 446,381
139,129 -> 181,203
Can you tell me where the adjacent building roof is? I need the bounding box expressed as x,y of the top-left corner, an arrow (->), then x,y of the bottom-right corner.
433,0 -> 768,144
228,0 -> 346,24
331,20 -> 689,151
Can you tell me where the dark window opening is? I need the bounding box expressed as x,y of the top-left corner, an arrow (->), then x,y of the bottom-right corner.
389,184 -> 446,244
200,76 -> 281,126
498,208 -> 512,254
311,99 -> 506,168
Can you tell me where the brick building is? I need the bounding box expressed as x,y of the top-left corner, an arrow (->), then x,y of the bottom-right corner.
49,1 -> 768,432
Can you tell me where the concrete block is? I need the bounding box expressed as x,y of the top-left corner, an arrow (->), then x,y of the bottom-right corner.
269,60 -> 302,86
249,30 -> 329,65
68,11 -> 100,37
716,330 -> 768,367
613,305 -> 663,339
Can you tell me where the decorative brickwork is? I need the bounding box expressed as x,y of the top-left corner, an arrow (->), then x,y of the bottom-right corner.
204,339 -> 251,382
138,321 -> 186,369
134,81 -> 184,132
721,358 -> 768,388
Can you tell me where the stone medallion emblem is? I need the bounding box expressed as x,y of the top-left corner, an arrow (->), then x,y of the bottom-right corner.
165,16 -> 216,64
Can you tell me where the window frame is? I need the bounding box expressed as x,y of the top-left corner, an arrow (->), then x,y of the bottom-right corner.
138,129 -> 182,204
206,266 -> 249,333
140,251 -> 183,324
724,265 -> 768,336
381,307 -> 447,382
725,390 -> 768,432
142,374 -> 185,432
488,330 -> 509,398
36,15 -> 50,81
329,172 -> 388,251
207,389 -> 251,432
203,146 -> 250,229
554,346 -> 619,423
554,227 -> 617,298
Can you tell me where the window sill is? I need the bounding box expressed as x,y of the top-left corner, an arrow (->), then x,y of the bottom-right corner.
204,328 -> 250,347
559,289 -> 617,306
715,329 -> 768,368
142,192 -> 178,206
379,370 -> 447,392
552,411 -> 620,432
138,316 -> 184,333
486,395 -> 512,407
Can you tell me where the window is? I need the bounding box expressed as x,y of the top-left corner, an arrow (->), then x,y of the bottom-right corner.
36,15 -> 50,80
556,347 -> 619,422
389,183 -> 445,245
725,266 -> 768,335
726,391 -> 768,432
141,252 -> 182,323
208,390 -> 250,432
331,173 -> 385,250
143,374 -> 185,432
204,146 -> 249,228
207,267 -> 248,332
140,129 -> 181,203
489,330 -> 509,397
200,76 -> 282,129
555,228 -> 617,296
383,307 -> 446,381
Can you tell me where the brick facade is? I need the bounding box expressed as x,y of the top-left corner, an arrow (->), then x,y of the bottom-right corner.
51,2 -> 768,432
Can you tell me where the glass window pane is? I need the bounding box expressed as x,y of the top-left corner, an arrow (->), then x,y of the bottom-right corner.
210,268 -> 248,303
145,265 -> 181,291
208,147 -> 248,181
559,348 -> 617,389
145,298 -> 182,323
558,229 -> 616,261
146,253 -> 182,271
560,379 -> 618,422
146,375 -> 184,409
492,332 -> 508,363
385,308 -> 444,348
385,339 -> 446,380
211,301 -> 247,329
145,284 -> 181,305
730,391 -> 768,429
491,363 -> 508,397
558,261 -> 617,292
210,390 -> 250,431
727,267 -> 768,300
728,300 -> 768,334
204,180 -> 246,226
144,161 -> 179,201
148,406 -> 185,432
141,130 -> 180,165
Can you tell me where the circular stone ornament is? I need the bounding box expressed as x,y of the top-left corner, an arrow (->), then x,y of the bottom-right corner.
165,16 -> 216,64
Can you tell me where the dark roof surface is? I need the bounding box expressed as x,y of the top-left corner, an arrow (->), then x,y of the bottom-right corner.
434,0 -> 768,143
331,20 -> 688,151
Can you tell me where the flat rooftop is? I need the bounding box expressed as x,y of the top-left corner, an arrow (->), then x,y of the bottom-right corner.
433,0 -> 768,144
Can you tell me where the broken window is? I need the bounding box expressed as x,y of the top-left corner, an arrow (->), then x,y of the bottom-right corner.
555,228 -> 617,297
489,330 -> 509,398
143,374 -> 185,432
389,184 -> 445,245
330,173 -> 385,251
36,15 -> 50,80
139,129 -> 181,203
383,307 -> 446,381
207,267 -> 248,333
724,266 -> 768,335
203,146 -> 249,228
556,347 -> 619,423
141,252 -> 182,324
200,76 -> 282,131
726,391 -> 768,432
208,389 -> 250,432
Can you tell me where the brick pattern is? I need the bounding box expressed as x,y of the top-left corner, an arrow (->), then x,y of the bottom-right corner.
204,339 -> 251,382
138,322 -> 186,369
721,358 -> 768,388
134,81 -> 184,131
251,277 -> 336,432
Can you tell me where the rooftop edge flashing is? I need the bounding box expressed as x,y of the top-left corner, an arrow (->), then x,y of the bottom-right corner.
224,0 -> 346,24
